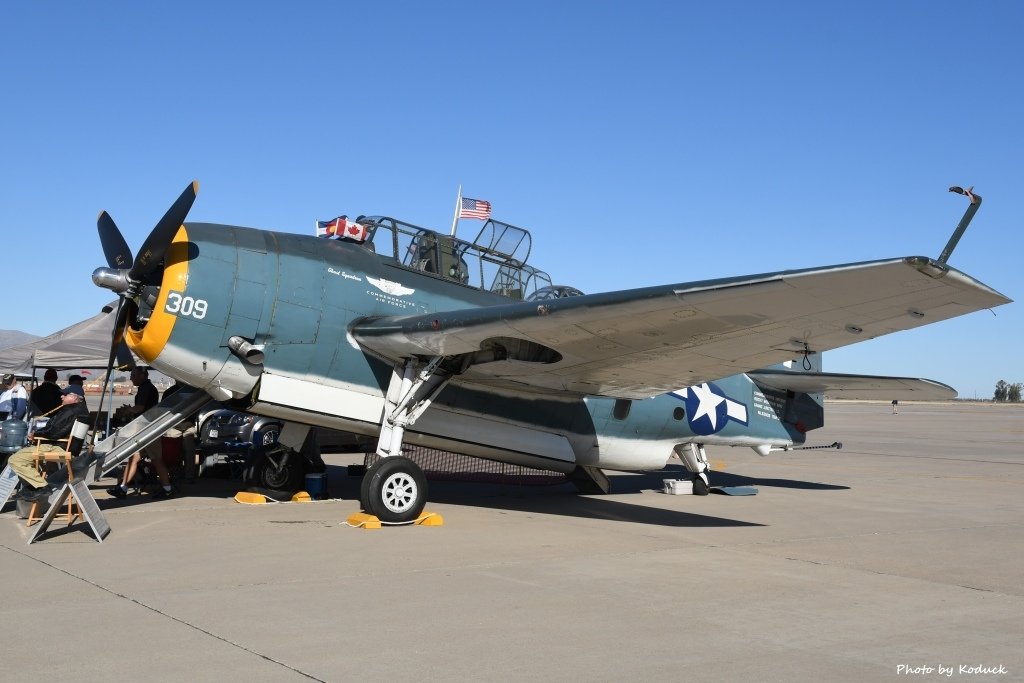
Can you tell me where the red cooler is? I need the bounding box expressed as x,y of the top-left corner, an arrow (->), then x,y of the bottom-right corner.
161,436 -> 183,472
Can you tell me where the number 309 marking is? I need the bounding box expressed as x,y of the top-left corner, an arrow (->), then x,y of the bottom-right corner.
164,291 -> 208,320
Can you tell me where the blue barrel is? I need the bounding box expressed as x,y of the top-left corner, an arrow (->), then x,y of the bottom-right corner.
1,419 -> 28,455
304,472 -> 328,500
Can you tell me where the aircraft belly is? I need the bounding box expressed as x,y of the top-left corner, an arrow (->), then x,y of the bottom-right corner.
255,372 -> 578,471
413,408 -> 577,470
592,434 -> 677,471
697,433 -> 794,448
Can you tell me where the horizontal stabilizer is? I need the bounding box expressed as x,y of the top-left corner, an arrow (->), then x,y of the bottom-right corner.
748,370 -> 956,400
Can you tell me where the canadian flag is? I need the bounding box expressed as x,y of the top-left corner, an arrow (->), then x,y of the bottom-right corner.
316,215 -> 368,242
340,217 -> 368,241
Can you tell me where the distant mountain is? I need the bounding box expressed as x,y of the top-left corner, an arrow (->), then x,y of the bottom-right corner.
0,329 -> 38,349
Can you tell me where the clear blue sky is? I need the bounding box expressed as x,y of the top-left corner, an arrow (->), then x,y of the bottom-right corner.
1,1 -> 1020,399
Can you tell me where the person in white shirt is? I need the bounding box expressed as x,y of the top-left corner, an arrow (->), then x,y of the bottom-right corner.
0,373 -> 29,421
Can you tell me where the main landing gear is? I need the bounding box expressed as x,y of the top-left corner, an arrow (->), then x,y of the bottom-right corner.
360,456 -> 428,523
359,357 -> 452,522
674,443 -> 711,496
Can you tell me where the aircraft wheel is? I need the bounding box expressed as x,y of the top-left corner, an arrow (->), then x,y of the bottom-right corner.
360,456 -> 427,523
246,448 -> 306,493
693,475 -> 710,496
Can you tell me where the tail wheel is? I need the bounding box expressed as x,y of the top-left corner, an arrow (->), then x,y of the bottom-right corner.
693,474 -> 710,496
360,456 -> 427,523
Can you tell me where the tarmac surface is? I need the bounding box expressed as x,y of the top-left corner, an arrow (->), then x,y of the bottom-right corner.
1,401 -> 1022,682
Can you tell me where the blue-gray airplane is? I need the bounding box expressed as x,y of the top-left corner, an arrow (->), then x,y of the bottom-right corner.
91,182 -> 1010,522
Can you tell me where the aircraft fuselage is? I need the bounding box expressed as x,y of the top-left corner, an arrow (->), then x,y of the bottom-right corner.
126,222 -> 808,474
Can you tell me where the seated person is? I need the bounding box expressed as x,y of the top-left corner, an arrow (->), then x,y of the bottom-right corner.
30,368 -> 64,416
1,373 -> 28,421
107,451 -> 156,498
7,392 -> 89,501
64,374 -> 86,398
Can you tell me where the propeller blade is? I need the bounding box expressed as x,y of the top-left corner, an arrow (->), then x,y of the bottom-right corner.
111,297 -> 136,348
105,297 -> 137,373
97,211 -> 134,270
93,297 -> 134,433
129,180 -> 199,280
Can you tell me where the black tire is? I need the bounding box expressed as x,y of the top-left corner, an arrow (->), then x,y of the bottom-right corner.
359,458 -> 379,513
693,475 -> 710,496
245,449 -> 306,493
360,456 -> 427,523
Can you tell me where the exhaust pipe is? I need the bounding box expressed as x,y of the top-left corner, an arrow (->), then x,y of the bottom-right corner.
227,336 -> 265,365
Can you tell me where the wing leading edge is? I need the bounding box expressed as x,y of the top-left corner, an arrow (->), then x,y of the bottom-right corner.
351,256 -> 1010,399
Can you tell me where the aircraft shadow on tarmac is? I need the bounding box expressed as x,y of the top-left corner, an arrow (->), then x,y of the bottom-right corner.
708,469 -> 850,491
86,465 -> 763,528
418,462 -> 847,528
87,462 -> 844,527
423,484 -> 766,527
638,463 -> 851,493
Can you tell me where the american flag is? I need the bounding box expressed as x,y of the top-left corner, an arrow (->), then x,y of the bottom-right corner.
459,197 -> 492,220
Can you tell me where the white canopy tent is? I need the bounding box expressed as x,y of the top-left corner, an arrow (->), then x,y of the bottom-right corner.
0,303 -> 134,376
0,303 -> 139,434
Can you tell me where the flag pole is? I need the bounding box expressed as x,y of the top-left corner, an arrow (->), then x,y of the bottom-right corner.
449,184 -> 462,237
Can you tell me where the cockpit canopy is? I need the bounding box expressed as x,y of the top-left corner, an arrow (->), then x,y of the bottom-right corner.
526,285 -> 585,301
357,215 -> 557,300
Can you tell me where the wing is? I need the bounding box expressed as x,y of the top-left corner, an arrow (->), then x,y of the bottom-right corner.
351,256 -> 1010,399
747,370 -> 956,400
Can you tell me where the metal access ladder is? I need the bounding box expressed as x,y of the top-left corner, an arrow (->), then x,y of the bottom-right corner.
81,388 -> 213,484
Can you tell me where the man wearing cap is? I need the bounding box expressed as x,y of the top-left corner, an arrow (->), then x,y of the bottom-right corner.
0,373 -> 28,421
64,374 -> 86,398
8,391 -> 89,500
30,368 -> 64,417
